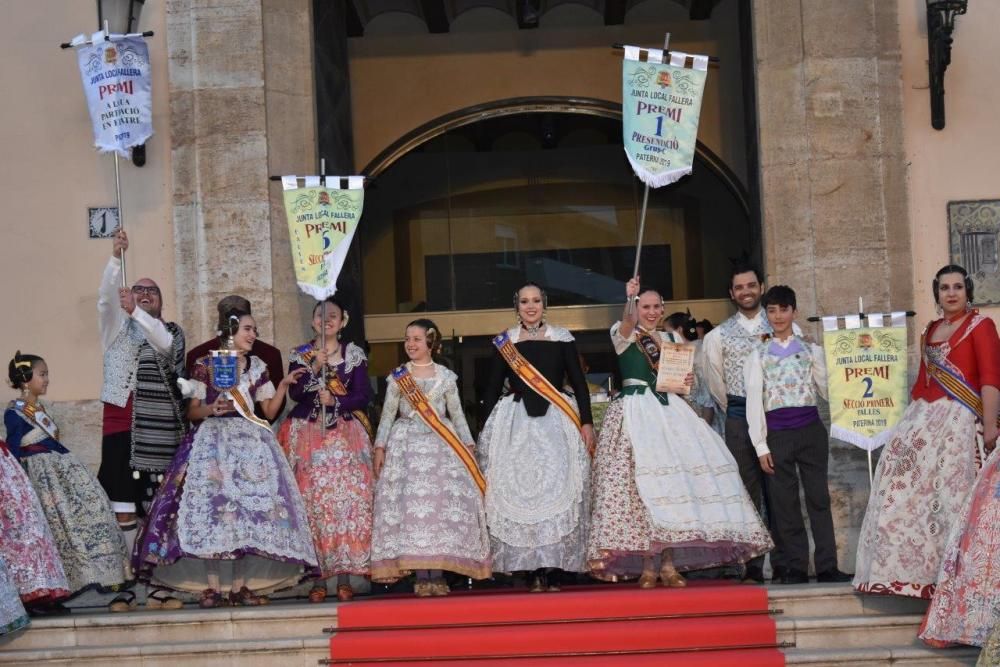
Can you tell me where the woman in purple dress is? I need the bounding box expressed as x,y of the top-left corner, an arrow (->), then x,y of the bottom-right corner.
134,312 -> 318,608
279,297 -> 374,603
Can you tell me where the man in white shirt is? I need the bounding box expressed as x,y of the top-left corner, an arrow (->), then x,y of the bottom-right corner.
703,263 -> 780,582
96,230 -> 186,594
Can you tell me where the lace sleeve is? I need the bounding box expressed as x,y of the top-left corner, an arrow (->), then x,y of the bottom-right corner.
374,378 -> 401,449
444,376 -> 474,443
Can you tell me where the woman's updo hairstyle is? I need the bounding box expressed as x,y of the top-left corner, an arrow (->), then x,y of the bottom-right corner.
932,264 -> 974,304
513,281 -> 549,309
8,351 -> 43,390
220,309 -> 249,340
664,312 -> 699,341
407,318 -> 443,356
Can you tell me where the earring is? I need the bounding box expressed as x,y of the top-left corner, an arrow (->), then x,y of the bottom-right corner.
966,300 -> 972,312
935,303 -> 943,317
336,330 -> 342,340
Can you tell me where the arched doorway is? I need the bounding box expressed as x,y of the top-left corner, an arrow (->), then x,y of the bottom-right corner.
358,97 -> 754,423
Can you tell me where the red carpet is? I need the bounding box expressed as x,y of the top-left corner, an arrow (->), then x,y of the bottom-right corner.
329,583 -> 785,665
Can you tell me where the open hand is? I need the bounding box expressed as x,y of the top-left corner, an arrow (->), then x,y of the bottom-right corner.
581,424 -> 596,456
373,447 -> 385,479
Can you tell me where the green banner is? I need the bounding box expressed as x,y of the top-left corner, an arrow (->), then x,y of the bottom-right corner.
281,179 -> 363,300
622,49 -> 708,188
823,325 -> 908,451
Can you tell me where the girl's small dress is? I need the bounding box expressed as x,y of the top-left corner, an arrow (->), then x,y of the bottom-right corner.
4,400 -> 128,594
0,440 -> 69,605
370,363 -> 490,582
134,355 -> 318,594
278,341 -> 374,579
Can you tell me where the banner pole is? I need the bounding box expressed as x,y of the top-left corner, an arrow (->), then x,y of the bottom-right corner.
867,448 -> 874,487
114,151 -> 127,288
627,184 -> 649,317
319,157 -> 327,432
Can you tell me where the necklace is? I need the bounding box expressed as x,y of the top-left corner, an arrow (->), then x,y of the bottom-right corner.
944,310 -> 968,324
522,323 -> 543,336
409,360 -> 434,367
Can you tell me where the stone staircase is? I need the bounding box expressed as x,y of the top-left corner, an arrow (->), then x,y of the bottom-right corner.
0,583 -> 982,666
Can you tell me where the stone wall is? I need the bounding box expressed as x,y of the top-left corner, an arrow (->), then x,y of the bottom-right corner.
752,0 -> 912,572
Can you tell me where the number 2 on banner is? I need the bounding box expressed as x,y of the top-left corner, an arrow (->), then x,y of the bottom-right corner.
861,377 -> 874,398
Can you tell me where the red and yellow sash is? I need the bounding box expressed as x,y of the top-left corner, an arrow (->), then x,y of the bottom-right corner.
298,343 -> 374,440
922,315 -> 1000,429
492,331 -> 583,431
391,365 -> 486,494
229,385 -> 272,431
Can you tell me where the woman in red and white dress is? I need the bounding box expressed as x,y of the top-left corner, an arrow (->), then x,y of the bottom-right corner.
854,265 -> 1000,599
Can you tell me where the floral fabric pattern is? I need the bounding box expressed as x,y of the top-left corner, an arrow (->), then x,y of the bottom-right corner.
919,450 -> 1000,647
133,356 -> 318,594
23,451 -> 128,593
0,556 -> 28,636
371,365 -> 490,581
0,445 -> 69,603
588,388 -> 772,577
853,397 -> 980,598
279,417 -> 373,577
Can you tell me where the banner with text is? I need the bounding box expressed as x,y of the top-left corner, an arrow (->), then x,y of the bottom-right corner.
74,34 -> 153,157
822,313 -> 909,451
622,47 -> 708,188
281,176 -> 364,300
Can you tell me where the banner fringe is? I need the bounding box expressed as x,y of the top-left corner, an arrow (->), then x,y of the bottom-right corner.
625,151 -> 690,188
830,424 -> 892,452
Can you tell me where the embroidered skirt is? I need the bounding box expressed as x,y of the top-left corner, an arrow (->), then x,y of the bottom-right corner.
23,451 -> 128,593
0,557 -> 28,636
278,417 -> 374,579
0,450 -> 69,603
134,417 -> 319,594
588,393 -> 772,578
854,398 -> 981,599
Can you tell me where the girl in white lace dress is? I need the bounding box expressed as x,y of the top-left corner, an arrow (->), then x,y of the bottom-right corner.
370,319 -> 490,596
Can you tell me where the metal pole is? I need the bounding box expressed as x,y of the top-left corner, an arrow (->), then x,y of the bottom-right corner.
626,184 -> 650,316
866,449 -> 873,487
319,157 -> 327,432
114,149 -> 127,288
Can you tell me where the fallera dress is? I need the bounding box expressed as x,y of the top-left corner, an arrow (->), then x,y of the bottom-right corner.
854,313 -> 1000,599
0,439 -> 69,604
370,363 -> 490,582
588,324 -> 773,578
134,356 -> 318,594
278,341 -> 374,579
4,401 -> 128,594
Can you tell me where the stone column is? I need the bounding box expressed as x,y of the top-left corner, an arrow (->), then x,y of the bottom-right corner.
167,0 -> 318,355
752,0 -> 913,572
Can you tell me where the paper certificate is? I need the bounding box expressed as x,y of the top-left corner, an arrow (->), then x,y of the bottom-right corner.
655,342 -> 694,394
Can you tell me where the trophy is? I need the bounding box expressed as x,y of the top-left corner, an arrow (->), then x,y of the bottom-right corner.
210,315 -> 240,400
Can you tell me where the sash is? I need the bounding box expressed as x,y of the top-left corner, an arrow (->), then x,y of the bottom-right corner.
12,400 -> 59,439
297,343 -> 373,439
228,384 -> 272,431
391,365 -> 486,494
923,348 -> 1000,429
492,331 -> 583,431
634,327 -> 662,373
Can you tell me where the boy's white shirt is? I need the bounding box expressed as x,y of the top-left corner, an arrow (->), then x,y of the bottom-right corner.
744,335 -> 828,457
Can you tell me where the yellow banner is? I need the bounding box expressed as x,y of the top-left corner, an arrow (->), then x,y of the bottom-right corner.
824,326 -> 908,451
282,181 -> 363,300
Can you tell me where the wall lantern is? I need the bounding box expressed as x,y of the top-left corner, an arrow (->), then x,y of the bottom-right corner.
926,0 -> 968,130
97,0 -> 147,165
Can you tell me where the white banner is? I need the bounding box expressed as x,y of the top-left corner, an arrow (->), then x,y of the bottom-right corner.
74,34 -> 153,156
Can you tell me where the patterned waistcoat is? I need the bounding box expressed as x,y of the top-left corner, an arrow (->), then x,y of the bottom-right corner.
761,338 -> 817,412
101,320 -> 146,407
720,313 -> 772,398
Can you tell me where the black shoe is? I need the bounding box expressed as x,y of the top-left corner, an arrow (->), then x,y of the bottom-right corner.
742,565 -> 765,584
780,569 -> 809,584
816,568 -> 853,583
771,565 -> 787,582
28,601 -> 71,617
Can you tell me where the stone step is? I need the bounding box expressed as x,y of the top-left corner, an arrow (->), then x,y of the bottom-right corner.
767,582 -> 930,618
0,637 -> 329,667
777,614 -> 926,650
785,642 -> 981,666
0,602 -> 337,652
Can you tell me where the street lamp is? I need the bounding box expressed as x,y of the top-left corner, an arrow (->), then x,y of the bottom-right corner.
926,0 -> 968,130
98,0 -> 147,165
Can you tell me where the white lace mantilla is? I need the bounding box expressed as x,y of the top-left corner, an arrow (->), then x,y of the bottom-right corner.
504,324 -> 575,343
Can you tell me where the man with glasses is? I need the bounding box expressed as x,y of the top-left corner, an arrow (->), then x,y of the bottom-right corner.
97,230 -> 186,608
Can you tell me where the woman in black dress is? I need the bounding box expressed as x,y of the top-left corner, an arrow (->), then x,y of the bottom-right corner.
478,282 -> 595,592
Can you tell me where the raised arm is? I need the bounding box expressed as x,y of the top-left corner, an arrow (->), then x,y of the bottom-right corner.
98,255 -> 128,352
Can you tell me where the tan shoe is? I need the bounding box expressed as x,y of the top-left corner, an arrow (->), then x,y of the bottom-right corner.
638,572 -> 657,589
413,581 -> 433,597
430,579 -> 450,597
660,570 -> 687,588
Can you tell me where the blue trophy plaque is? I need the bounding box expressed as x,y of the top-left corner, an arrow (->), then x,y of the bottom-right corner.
210,349 -> 239,396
